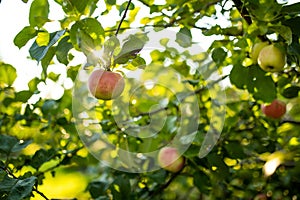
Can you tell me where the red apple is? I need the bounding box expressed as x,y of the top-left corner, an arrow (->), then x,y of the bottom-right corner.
261,99 -> 286,119
254,193 -> 267,200
157,147 -> 185,173
88,69 -> 125,100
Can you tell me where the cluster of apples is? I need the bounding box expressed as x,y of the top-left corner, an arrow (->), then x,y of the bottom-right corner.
251,41 -> 286,72
251,42 -> 287,119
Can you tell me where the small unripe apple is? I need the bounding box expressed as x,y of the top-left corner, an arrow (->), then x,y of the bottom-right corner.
157,147 -> 185,173
251,41 -> 269,64
261,99 -> 286,119
258,44 -> 286,72
88,69 -> 125,100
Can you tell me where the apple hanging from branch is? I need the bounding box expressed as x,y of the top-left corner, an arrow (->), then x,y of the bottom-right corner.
258,44 -> 286,72
251,41 -> 269,64
261,99 -> 286,119
88,69 -> 125,100
158,147 -> 185,173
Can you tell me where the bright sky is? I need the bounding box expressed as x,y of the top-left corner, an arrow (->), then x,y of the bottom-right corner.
0,0 -> 298,92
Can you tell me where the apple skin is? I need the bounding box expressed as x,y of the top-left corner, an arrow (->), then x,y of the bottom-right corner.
261,99 -> 286,119
254,193 -> 267,200
157,147 -> 185,173
88,69 -> 125,100
258,44 -> 286,72
251,41 -> 269,64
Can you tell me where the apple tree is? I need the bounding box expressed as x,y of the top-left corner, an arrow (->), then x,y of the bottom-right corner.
1,0 -> 300,199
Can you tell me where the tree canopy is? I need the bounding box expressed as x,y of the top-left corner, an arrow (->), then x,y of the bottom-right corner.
1,0 -> 300,199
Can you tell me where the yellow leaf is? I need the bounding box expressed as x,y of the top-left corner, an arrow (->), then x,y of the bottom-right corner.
36,31 -> 50,46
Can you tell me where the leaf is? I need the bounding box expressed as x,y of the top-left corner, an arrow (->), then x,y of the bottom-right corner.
211,47 -> 227,65
0,135 -> 31,155
248,65 -> 277,102
29,30 -> 66,62
7,177 -> 37,200
229,64 -> 249,89
114,33 -> 147,65
28,77 -> 40,93
283,17 -> 300,36
281,86 -> 300,98
30,148 -> 56,169
29,0 -> 50,27
119,1 -> 135,16
70,18 -> 104,50
36,31 -> 50,46
0,175 -> 18,192
176,27 -> 192,48
0,62 -> 17,86
110,176 -> 131,200
13,26 -> 37,49
56,36 -> 73,65
281,2 -> 300,15
41,46 -> 56,75
193,171 -> 211,194
15,91 -> 33,103
230,64 -> 276,102
224,141 -> 247,159
87,181 -> 109,198
269,25 -> 293,45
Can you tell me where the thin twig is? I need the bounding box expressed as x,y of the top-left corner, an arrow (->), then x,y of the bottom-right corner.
115,0 -> 132,36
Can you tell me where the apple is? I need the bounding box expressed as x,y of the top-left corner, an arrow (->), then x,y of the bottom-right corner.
157,147 -> 185,173
258,44 -> 286,72
261,99 -> 286,119
251,41 -> 269,64
88,69 -> 125,100
254,193 -> 267,200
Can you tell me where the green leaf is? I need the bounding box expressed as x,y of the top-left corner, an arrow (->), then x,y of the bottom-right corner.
56,36 -> 73,65
41,46 -> 56,75
29,0 -> 50,27
282,86 -> 300,98
248,65 -> 277,102
70,18 -> 104,49
0,135 -> 31,155
193,171 -> 211,194
15,91 -> 33,103
281,2 -> 300,15
269,25 -> 293,45
7,177 -> 37,200
29,30 -> 66,62
28,77 -> 40,93
114,33 -> 147,65
283,17 -> 300,36
0,62 -> 17,86
13,26 -> 37,49
0,175 -> 18,192
212,47 -> 227,65
176,27 -> 192,48
229,64 -> 249,89
87,181 -> 109,198
119,1 -> 135,16
31,148 -> 56,169
41,99 -> 59,115
110,176 -> 131,200
224,141 -> 247,159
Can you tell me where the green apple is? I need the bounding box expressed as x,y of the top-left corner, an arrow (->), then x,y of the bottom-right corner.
251,41 -> 269,64
88,69 -> 125,100
157,147 -> 185,173
258,44 -> 286,72
261,99 -> 286,119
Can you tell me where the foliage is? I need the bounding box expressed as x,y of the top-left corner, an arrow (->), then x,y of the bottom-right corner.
0,0 -> 300,199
